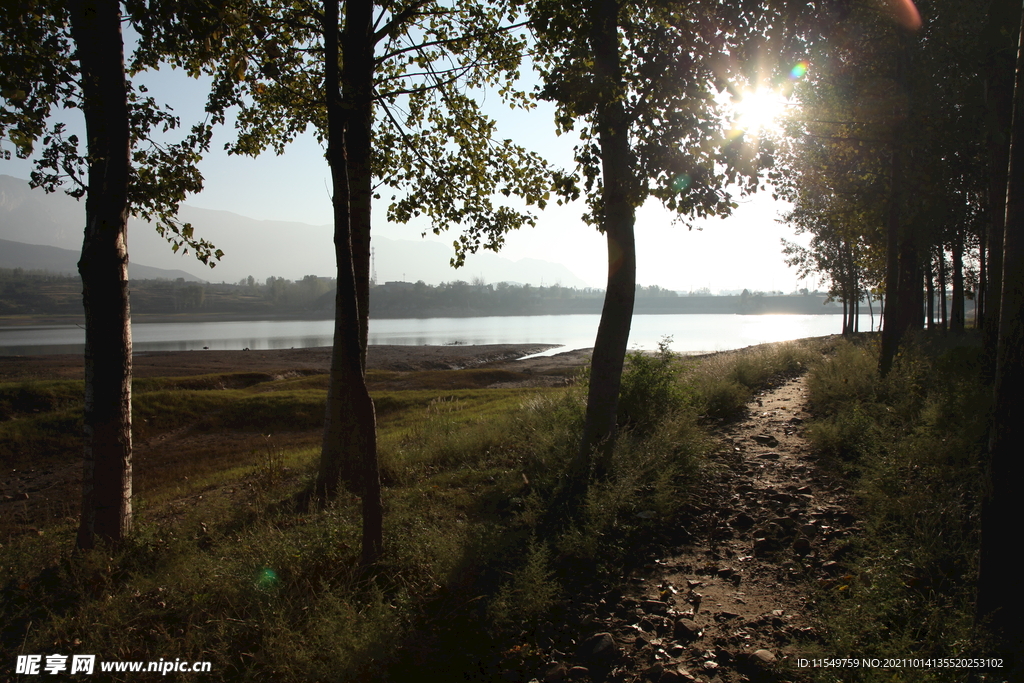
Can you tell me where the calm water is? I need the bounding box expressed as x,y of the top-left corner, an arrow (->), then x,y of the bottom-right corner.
0,313 -> 874,356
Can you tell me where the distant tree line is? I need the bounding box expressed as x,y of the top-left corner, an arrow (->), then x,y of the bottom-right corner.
0,270 -> 851,318
0,271 -> 336,317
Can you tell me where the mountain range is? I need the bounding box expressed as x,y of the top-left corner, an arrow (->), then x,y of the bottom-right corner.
0,174 -> 588,287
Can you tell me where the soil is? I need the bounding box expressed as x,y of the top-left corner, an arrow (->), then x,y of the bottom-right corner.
0,344 -> 592,537
525,372 -> 857,683
2,345 -> 859,683
0,343 -> 580,382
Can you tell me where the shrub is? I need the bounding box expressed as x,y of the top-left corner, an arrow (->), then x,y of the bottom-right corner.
617,336 -> 686,435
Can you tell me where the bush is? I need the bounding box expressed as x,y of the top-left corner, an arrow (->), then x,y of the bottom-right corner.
617,336 -> 686,435
803,335 -> 990,680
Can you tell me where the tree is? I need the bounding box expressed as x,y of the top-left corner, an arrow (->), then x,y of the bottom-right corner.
775,0 -> 991,370
144,0 -> 552,562
1,0 -> 220,548
979,0 -> 1024,670
529,0 -> 819,484
980,0 -> 1023,364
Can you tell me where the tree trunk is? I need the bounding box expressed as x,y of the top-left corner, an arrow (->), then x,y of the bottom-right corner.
982,0 -> 1021,367
575,0 -> 638,480
70,0 -> 133,550
938,250 -> 948,332
978,2 -> 1024,671
316,0 -> 382,565
880,32 -> 909,375
926,253 -> 935,330
978,224 -> 987,327
951,229 -> 965,334
347,35 -> 374,374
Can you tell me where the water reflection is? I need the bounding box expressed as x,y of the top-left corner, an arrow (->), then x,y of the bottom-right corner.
0,313 -> 864,356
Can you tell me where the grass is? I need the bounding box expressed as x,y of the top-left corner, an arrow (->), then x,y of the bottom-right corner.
683,338 -> 819,421
1,339 -> 828,681
799,333 -> 993,682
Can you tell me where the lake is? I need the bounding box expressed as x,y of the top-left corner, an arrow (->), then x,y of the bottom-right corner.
0,313 -> 875,357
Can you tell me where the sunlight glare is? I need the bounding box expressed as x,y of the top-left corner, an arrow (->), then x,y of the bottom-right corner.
732,88 -> 789,136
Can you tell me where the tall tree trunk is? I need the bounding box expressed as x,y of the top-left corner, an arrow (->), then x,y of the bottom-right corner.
926,253 -> 935,330
939,249 -> 948,332
575,0 -> 637,480
849,245 -> 859,333
951,229 -> 965,334
876,29 -> 917,376
70,0 -> 133,550
982,0 -> 1021,366
880,31 -> 910,375
348,36 -> 374,374
978,226 -> 987,327
978,2 -> 1024,671
317,0 -> 382,565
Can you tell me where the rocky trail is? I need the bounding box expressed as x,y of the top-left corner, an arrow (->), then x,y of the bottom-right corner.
531,372 -> 861,683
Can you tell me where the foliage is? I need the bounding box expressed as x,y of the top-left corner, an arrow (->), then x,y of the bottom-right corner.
6,339 -> 855,677
775,0 -> 991,316
529,0 -> 801,226
0,1 -> 223,265
617,336 -> 686,436
138,0 -> 553,266
683,340 -> 818,421
802,336 -> 992,680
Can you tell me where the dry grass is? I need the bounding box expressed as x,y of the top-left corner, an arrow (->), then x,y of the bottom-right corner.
1,341 -> 826,682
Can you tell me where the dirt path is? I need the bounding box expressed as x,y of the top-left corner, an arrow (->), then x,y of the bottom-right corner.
541,373 -> 859,683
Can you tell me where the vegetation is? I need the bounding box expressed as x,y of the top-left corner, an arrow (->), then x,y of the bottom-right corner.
527,0 -> 833,478
0,0 -> 228,549
774,0 -> 1008,362
799,335 -> 992,681
1,340 -> 820,681
0,270 -> 848,320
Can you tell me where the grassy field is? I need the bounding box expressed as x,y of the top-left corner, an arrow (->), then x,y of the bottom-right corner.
796,333 -> 993,682
1,336 -> 994,681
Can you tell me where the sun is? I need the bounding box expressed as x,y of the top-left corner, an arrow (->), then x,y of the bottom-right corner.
731,87 -> 789,136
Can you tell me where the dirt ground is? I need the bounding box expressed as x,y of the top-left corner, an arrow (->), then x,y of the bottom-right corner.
528,372 -> 855,683
0,344 -> 593,537
0,343 -> 593,382
2,344 -> 855,682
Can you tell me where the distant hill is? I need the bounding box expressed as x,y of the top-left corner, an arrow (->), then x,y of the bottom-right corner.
0,174 -> 589,287
0,239 -> 207,282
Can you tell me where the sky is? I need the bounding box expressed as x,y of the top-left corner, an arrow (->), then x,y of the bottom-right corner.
0,33 -> 812,294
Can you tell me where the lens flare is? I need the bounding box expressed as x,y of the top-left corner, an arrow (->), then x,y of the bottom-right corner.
256,567 -> 279,589
672,173 -> 692,193
790,61 -> 808,80
884,0 -> 922,30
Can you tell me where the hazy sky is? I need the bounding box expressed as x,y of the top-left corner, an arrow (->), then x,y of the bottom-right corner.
1,40 -> 811,293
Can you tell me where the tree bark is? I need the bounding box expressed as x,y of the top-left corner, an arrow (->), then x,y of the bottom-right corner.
978,3 -> 1024,671
316,0 -> 382,565
982,0 -> 1021,366
951,229 -> 965,334
938,250 -> 948,332
347,27 -> 374,374
70,0 -> 133,550
879,32 -> 909,375
926,253 -> 935,330
575,0 -> 638,480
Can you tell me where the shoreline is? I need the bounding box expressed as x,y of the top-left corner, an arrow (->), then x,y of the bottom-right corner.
0,343 -> 583,382
0,307 -> 856,329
